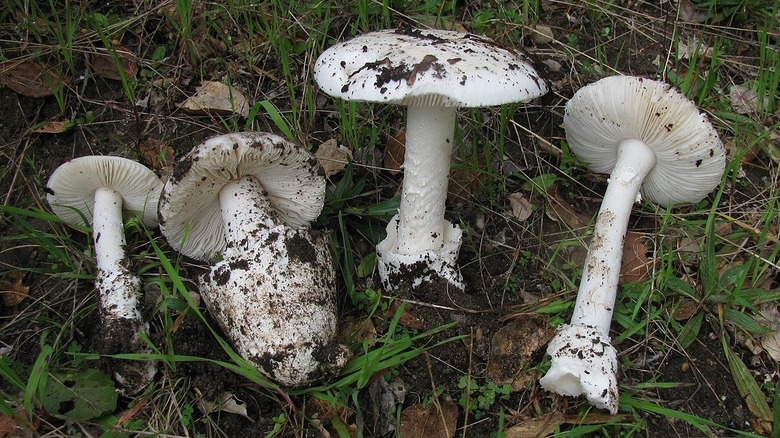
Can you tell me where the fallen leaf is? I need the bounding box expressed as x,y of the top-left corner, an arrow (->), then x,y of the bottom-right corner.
383,128 -> 405,174
545,185 -> 589,230
620,231 -> 655,284
139,137 -> 175,177
530,24 -> 554,44
1,272 -> 29,307
672,299 -> 700,321
197,392 -> 252,420
0,60 -> 70,98
678,0 -> 709,22
178,81 -> 250,117
487,315 -> 554,391
89,46 -> 138,81
729,84 -> 770,115
32,120 -> 71,134
507,192 -> 534,221
315,139 -> 352,177
369,377 -> 408,436
504,412 -> 564,438
399,398 -> 458,438
381,301 -> 425,330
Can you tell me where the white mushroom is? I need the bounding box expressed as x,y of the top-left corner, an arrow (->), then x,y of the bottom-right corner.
46,156 -> 163,392
314,28 -> 548,291
539,76 -> 726,413
158,132 -> 349,386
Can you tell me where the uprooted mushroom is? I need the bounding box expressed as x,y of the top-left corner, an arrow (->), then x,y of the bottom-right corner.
47,155 -> 163,393
539,75 -> 726,413
158,132 -> 349,386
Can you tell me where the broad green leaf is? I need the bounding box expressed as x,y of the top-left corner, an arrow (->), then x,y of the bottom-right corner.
678,312 -> 704,349
723,341 -> 773,422
42,368 -> 117,420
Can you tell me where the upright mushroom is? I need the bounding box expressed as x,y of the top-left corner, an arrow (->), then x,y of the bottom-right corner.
46,156 -> 163,392
158,132 -> 349,387
314,28 -> 548,291
539,76 -> 726,413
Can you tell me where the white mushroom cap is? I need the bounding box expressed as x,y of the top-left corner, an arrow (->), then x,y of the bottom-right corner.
158,132 -> 326,261
564,75 -> 725,207
46,155 -> 162,227
314,28 -> 548,107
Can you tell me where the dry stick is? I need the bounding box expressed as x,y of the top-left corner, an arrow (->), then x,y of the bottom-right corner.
380,295 -> 501,314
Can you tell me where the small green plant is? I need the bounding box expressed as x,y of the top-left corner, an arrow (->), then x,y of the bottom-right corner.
457,377 -> 510,420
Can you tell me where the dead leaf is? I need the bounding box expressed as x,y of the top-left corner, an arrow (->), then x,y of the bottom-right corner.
178,81 -> 250,117
315,139 -> 352,177
197,391 -> 252,421
679,0 -> 709,22
381,301 -> 425,330
672,299 -> 700,321
1,272 -> 29,307
139,137 -> 175,177
32,120 -> 71,134
383,128 -> 405,174
545,186 -> 589,230
0,60 -> 70,98
504,412 -> 564,438
729,84 -> 771,115
399,399 -> 458,438
530,25 -> 554,44
620,231 -> 655,284
89,46 -> 138,81
487,315 -> 554,391
507,192 -> 534,221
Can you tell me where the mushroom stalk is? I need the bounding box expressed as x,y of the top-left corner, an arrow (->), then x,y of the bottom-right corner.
218,176 -> 277,247
395,105 -> 457,254
571,138 -> 656,329
92,186 -> 142,321
540,138 -> 656,414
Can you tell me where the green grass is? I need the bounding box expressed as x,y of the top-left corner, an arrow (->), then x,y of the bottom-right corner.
1,0 -> 779,436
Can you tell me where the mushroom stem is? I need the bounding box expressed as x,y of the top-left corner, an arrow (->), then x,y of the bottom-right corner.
571,138 -> 657,330
540,138 -> 656,414
395,105 -> 457,254
92,187 -> 142,321
218,176 -> 277,248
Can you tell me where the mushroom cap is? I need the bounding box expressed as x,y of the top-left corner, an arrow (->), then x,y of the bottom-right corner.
314,28 -> 548,107
564,75 -> 726,207
158,132 -> 325,261
46,156 -> 163,228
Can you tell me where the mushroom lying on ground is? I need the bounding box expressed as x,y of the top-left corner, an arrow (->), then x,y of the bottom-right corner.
46,156 -> 163,393
539,75 -> 726,413
158,132 -> 349,387
314,28 -> 548,291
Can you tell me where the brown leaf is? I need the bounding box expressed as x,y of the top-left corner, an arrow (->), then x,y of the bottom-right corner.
672,299 -> 700,321
487,315 -> 554,391
1,272 -> 29,307
383,128 -> 405,174
0,60 -> 70,98
620,231 -> 655,284
32,120 -> 70,134
178,81 -> 250,117
139,137 -> 175,176
315,139 -> 352,177
507,192 -> 534,221
504,412 -> 564,438
399,399 -> 458,438
545,186 -> 589,230
381,301 -> 425,330
89,45 -> 138,81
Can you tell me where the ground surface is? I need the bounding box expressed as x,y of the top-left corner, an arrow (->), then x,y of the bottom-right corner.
1,1 -> 779,437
